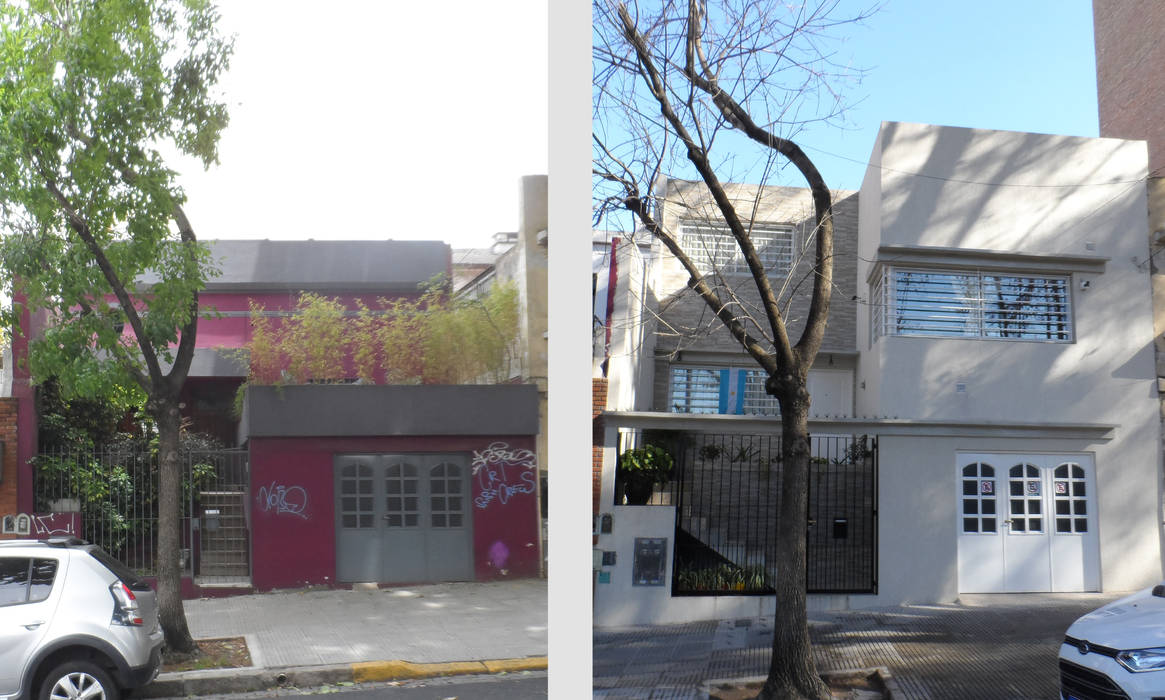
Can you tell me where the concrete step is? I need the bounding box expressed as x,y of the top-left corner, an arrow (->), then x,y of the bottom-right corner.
200,549 -> 248,566
200,562 -> 249,572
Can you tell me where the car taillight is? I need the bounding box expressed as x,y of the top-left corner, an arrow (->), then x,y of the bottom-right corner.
110,580 -> 143,626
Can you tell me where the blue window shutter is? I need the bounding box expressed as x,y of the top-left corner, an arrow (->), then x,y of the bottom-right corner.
717,369 -> 730,413
735,370 -> 747,414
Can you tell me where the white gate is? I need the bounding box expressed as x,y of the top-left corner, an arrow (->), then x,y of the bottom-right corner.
957,453 -> 1099,593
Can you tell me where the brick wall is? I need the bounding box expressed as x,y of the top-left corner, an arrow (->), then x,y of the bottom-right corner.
1095,0 -> 1165,174
592,377 -> 608,514
651,181 -> 860,410
0,398 -> 18,539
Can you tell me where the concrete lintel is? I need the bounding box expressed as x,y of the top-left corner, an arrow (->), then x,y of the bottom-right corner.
242,384 -> 539,439
601,410 -> 1115,442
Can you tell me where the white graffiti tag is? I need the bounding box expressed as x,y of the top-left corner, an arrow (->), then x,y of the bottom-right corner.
472,442 -> 537,509
32,513 -> 77,537
257,481 -> 309,519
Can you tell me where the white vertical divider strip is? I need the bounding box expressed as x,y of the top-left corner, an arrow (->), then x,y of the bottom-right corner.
548,0 -> 593,696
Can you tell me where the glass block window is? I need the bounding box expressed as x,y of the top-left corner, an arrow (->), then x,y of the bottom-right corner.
679,221 -> 795,277
385,461 -> 419,528
741,370 -> 779,415
429,462 -> 465,529
1008,464 -> 1044,533
1053,462 -> 1089,534
960,462 -> 997,534
339,462 -> 375,529
874,267 -> 1072,342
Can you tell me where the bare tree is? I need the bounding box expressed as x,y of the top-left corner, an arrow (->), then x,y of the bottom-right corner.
593,1 -> 871,697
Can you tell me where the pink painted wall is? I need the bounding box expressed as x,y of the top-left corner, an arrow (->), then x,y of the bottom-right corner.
248,435 -> 539,591
11,296 -> 39,513
195,292 -> 423,349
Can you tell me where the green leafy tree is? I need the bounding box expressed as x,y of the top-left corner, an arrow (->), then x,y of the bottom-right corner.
0,0 -> 233,652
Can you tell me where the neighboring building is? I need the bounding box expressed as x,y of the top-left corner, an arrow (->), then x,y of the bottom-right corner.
1094,0 -> 1165,445
4,227 -> 546,593
594,122 -> 1162,626
176,238 -> 453,445
453,175 -> 549,569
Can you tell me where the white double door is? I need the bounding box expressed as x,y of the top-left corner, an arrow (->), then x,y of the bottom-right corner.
957,453 -> 1099,593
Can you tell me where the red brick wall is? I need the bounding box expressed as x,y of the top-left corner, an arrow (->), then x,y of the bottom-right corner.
1095,0 -> 1165,174
0,399 -> 19,539
592,378 -> 608,514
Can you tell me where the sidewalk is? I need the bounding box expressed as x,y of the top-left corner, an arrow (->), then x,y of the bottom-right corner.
594,593 -> 1126,699
142,579 -> 548,698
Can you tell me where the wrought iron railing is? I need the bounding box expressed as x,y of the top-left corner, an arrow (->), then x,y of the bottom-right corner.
614,429 -> 877,595
33,446 -> 249,576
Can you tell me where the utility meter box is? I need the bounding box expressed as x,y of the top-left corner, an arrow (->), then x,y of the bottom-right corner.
632,537 -> 667,586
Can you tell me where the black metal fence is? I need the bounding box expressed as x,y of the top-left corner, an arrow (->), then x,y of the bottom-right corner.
614,430 -> 877,596
33,446 -> 249,576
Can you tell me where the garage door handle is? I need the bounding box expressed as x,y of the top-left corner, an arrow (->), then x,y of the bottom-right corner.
22,621 -> 44,630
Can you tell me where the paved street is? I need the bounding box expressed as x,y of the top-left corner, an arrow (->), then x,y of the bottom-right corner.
148,672 -> 547,700
594,593 -> 1126,699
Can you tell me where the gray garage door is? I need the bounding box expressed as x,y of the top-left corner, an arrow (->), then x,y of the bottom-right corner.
334,454 -> 473,583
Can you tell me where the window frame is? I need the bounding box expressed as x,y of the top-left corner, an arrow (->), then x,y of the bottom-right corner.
0,556 -> 59,607
873,266 -> 1074,343
678,220 -> 796,278
668,365 -> 781,416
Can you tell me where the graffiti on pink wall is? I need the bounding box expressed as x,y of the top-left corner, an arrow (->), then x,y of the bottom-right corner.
33,512 -> 80,537
472,442 -> 537,509
257,481 -> 309,519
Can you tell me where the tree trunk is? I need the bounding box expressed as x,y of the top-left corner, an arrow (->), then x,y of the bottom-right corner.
153,397 -> 196,653
755,384 -> 829,700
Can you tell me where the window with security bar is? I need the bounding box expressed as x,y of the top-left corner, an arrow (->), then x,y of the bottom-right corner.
679,221 -> 795,276
669,366 -> 722,414
669,366 -> 780,415
873,267 -> 1072,342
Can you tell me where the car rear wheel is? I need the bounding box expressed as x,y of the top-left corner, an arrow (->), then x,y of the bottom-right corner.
38,660 -> 120,700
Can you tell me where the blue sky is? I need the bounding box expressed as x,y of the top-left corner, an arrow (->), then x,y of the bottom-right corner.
793,0 -> 1100,192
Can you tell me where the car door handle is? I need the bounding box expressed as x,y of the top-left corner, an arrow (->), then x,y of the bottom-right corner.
22,621 -> 44,630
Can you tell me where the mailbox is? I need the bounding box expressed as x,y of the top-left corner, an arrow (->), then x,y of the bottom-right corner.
204,508 -> 221,532
833,517 -> 848,540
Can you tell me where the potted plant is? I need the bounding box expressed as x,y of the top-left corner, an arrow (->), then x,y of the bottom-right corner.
618,444 -> 675,505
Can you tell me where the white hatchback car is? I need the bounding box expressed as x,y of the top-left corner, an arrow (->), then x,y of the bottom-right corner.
1060,584 -> 1165,700
0,538 -> 163,700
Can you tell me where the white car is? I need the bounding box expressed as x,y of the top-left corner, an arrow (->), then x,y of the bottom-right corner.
1060,584 -> 1165,700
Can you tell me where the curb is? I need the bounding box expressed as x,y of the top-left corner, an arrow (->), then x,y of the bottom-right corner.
139,656 -> 549,698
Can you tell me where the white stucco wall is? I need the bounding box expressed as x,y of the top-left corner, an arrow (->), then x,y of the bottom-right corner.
858,122 -> 1155,426
865,430 -> 1161,607
854,122 -> 1163,599
604,238 -> 659,412
592,505 -> 781,626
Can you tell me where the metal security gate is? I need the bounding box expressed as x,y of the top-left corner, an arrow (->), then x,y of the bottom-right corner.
334,454 -> 473,584
34,447 -> 249,578
616,430 -> 877,595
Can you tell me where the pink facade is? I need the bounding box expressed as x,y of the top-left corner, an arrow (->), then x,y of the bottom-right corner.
247,435 -> 540,590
